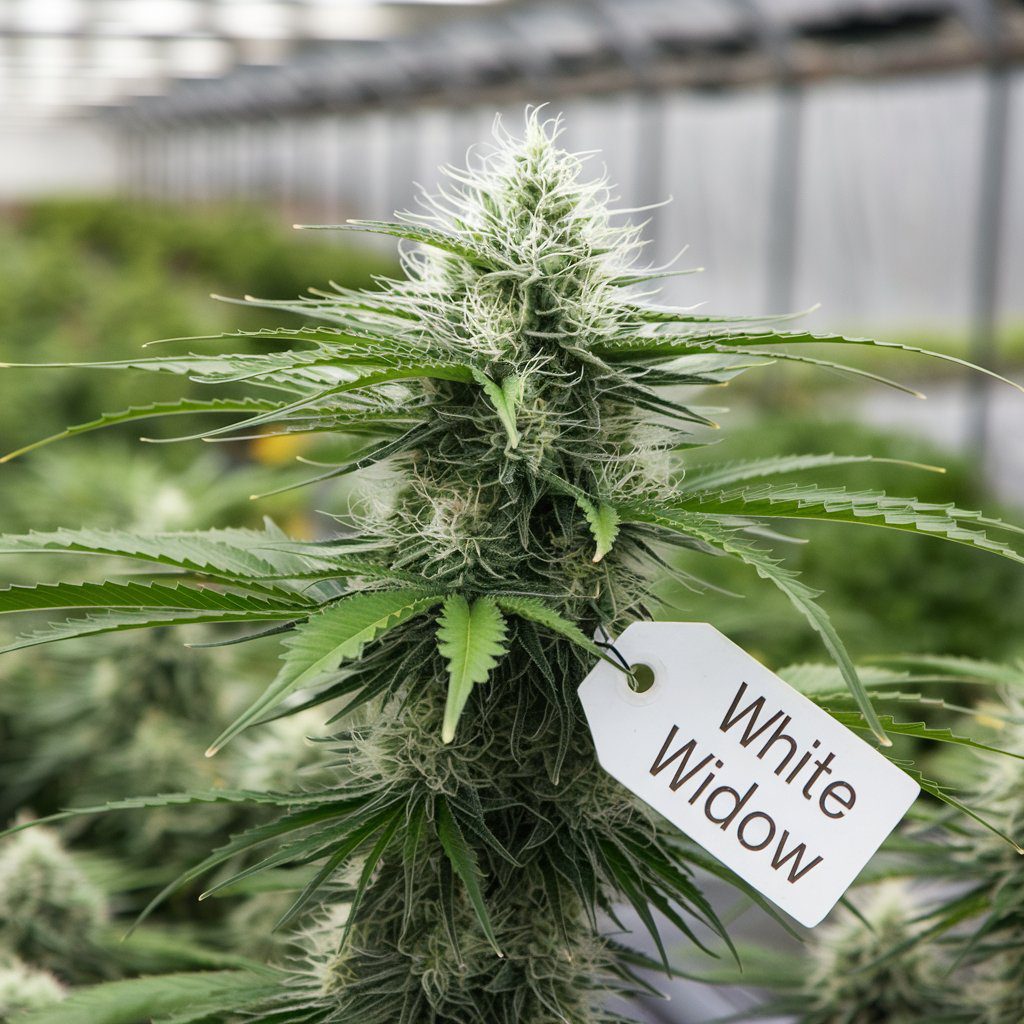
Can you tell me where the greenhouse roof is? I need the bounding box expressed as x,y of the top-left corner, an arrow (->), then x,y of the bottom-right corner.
1,0 -> 1021,123
122,0 -> 1024,125
0,0 -> 507,119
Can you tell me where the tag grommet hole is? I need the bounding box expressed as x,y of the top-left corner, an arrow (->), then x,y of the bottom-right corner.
628,663 -> 656,693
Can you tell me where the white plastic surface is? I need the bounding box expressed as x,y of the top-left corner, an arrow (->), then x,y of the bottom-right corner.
579,622 -> 919,927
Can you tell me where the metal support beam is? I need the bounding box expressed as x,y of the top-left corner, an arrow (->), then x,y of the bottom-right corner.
736,1 -> 804,316
591,0 -> 670,261
952,0 -> 1011,469
966,64 -> 1011,462
766,82 -> 803,315
631,88 -> 669,266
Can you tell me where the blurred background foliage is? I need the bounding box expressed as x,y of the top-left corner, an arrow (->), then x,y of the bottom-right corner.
0,198 -> 393,456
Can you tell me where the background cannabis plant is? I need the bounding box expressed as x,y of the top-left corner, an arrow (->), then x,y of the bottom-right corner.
2,112 -> 1024,1022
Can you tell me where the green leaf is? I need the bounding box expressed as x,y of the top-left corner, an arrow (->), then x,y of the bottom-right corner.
624,303 -> 808,324
0,525 -> 329,581
611,266 -> 705,288
298,219 -> 503,270
271,803 -> 403,931
92,925 -> 265,975
0,790 -> 300,839
899,763 -> 1024,853
247,424 -> 435,500
207,296 -> 418,339
540,472 -> 622,564
206,589 -> 444,755
0,580 -> 313,615
598,839 -> 672,972
593,329 -> 848,361
0,398 -> 281,463
0,607 -> 304,655
150,363 -> 475,445
0,351 -> 351,400
436,595 -> 509,743
14,971 -> 277,1024
401,800 -> 428,937
597,333 -> 954,399
0,351 -> 311,375
436,798 -> 502,956
579,497 -> 620,563
633,351 -> 771,387
669,483 -> 1024,565
678,453 -> 944,493
780,662 -> 913,695
610,829 -> 733,960
471,368 -> 522,449
823,709 -> 1024,761
712,329 -> 1024,393
131,799 -> 373,931
868,654 -> 1024,688
493,595 -> 609,664
334,809 -> 403,945
594,328 -> 1024,394
716,343 -> 926,398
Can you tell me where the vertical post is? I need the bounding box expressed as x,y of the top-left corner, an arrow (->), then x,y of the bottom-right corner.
139,132 -> 152,198
448,105 -> 477,170
368,109 -> 393,220
966,65 -> 1010,464
188,127 -> 202,203
279,118 -> 295,217
590,0 -> 667,265
732,0 -> 803,316
319,115 -> 339,223
334,114 -> 352,220
388,111 -> 419,217
122,129 -> 140,198
157,131 -> 170,201
634,89 -> 668,266
238,123 -> 253,200
766,81 -> 804,315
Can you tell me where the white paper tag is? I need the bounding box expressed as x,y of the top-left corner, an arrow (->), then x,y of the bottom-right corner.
579,622 -> 919,927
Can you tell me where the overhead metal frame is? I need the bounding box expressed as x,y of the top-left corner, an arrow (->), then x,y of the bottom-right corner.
0,0 -> 502,118
113,0 -> 1024,128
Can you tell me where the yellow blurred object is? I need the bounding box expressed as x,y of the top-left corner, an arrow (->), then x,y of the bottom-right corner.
251,431 -> 310,466
976,713 -> 1006,732
284,513 -> 317,540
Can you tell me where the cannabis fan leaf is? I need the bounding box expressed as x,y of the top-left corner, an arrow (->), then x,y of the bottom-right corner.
436,595 -> 509,743
207,589 -> 446,755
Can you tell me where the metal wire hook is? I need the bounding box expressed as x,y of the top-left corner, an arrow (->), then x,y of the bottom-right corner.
593,620 -> 634,677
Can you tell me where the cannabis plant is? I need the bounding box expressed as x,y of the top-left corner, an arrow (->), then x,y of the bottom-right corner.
0,957 -> 63,1020
0,828 -> 107,977
0,625 -> 324,874
963,740 -> 1024,1024
2,113 -> 1023,1022
877,659 -> 1024,1024
0,823 -> 251,998
696,881 -> 964,1024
